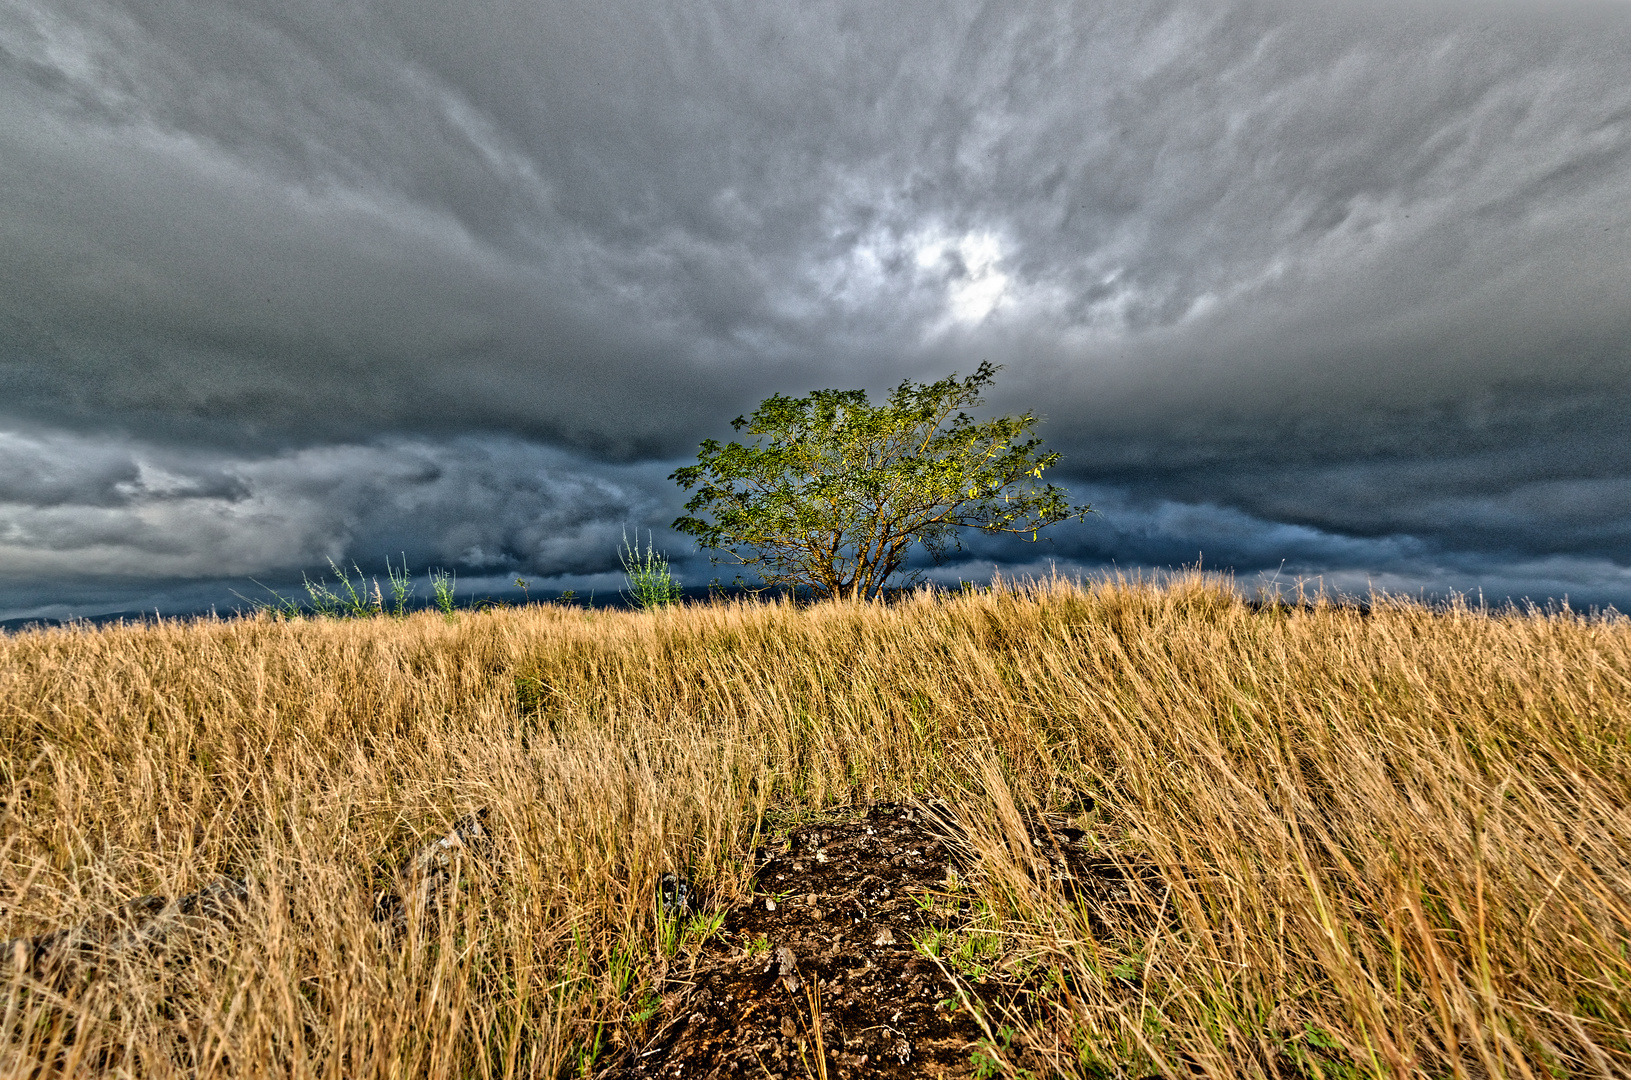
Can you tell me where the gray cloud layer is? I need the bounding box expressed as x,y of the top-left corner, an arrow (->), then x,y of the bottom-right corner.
0,428 -> 664,578
2,0 -> 1628,617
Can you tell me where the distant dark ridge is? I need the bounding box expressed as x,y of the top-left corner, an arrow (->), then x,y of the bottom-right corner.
11,585 -> 1608,635
0,585 -> 778,634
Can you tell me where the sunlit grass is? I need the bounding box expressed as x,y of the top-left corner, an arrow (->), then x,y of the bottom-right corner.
1,574 -> 1628,1077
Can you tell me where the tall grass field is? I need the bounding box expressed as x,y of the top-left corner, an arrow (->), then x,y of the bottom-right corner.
2,575 -> 1629,1078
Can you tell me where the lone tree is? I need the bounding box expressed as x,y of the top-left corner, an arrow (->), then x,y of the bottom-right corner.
669,362 -> 1092,601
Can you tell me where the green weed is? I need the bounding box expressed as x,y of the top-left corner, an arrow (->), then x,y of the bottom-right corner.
619,529 -> 682,609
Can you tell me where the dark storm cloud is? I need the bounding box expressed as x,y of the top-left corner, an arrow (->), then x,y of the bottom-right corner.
1,0 -> 1629,612
0,431 -> 666,588
921,490 -> 1631,611
1045,385 -> 1631,565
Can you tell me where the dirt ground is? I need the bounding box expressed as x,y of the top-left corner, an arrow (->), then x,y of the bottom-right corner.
605,802 -> 1131,1080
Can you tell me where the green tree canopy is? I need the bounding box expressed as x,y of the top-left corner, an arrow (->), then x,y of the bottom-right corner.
669,363 -> 1092,601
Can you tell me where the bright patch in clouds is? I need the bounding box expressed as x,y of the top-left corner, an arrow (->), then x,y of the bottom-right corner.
915,230 -> 1010,325
805,221 -> 1015,330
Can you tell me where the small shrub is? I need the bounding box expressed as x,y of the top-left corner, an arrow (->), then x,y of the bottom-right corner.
386,554 -> 414,616
620,530 -> 682,610
429,568 -> 457,618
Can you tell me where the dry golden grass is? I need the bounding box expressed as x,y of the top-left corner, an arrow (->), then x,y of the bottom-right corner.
2,575 -> 1629,1078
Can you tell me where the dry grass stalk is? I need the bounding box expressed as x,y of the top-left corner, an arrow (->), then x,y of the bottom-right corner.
0,573 -> 1626,1077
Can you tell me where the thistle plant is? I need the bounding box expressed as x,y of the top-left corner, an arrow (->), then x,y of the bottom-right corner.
239,556 -> 428,619
619,530 -> 682,610
387,554 -> 415,617
429,568 -> 457,618
235,580 -> 303,619
303,559 -> 373,618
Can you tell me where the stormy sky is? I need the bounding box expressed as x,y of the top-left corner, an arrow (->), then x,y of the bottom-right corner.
2,0 -> 1629,621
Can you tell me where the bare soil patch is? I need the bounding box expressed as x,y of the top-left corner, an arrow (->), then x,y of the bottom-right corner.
607,802 -> 1131,1080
